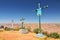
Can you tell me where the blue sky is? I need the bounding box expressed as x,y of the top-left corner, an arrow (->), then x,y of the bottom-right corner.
0,0 -> 60,23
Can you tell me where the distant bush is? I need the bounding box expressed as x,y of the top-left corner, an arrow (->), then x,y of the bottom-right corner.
50,32 -> 59,38
0,25 -> 4,32
26,26 -> 31,32
0,25 -> 4,28
20,26 -> 25,29
33,28 -> 40,34
13,28 -> 21,31
4,27 -> 12,31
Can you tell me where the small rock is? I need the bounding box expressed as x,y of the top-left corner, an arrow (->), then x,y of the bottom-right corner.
19,29 -> 28,34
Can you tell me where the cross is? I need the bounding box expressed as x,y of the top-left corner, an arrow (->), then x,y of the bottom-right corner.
20,17 -> 25,29
34,3 -> 48,33
11,20 -> 14,28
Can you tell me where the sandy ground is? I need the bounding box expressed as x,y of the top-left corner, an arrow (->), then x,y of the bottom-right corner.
0,31 -> 60,40
0,31 -> 40,40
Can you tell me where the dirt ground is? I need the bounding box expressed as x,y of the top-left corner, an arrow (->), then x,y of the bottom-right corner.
0,31 -> 40,40
0,31 -> 60,40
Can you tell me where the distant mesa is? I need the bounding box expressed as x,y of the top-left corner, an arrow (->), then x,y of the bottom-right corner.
0,23 -> 60,34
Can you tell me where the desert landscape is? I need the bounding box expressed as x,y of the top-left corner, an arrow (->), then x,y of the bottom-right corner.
0,0 -> 60,40
0,23 -> 60,40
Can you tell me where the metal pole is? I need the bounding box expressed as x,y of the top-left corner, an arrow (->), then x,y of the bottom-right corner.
12,20 -> 14,28
39,15 -> 41,33
22,22 -> 24,29
20,18 -> 25,29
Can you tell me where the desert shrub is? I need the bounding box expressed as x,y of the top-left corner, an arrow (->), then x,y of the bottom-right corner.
26,26 -> 31,32
4,27 -> 12,31
42,32 -> 50,37
13,28 -> 21,31
12,26 -> 22,31
20,26 -> 25,29
0,25 -> 4,32
50,32 -> 59,38
33,28 -> 40,34
0,25 -> 4,28
59,34 -> 60,38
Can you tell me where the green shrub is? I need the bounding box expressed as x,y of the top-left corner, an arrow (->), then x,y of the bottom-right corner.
20,27 -> 25,29
26,26 -> 31,32
0,25 -> 4,28
42,32 -> 50,37
50,32 -> 59,38
33,28 -> 40,34
4,27 -> 12,31
13,28 -> 21,31
59,34 -> 60,38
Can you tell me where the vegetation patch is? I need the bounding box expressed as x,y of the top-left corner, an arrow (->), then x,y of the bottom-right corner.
13,28 -> 21,31
26,26 -> 31,32
33,28 -> 40,34
49,32 -> 59,38
4,27 -> 13,31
